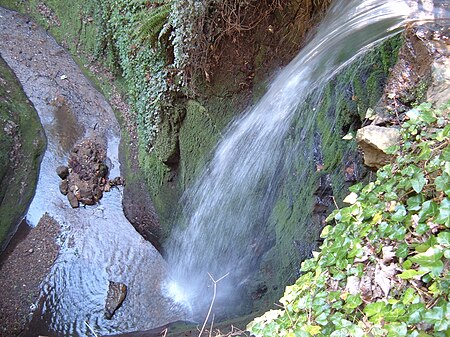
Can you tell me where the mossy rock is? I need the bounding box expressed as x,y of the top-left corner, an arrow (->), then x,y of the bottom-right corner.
0,57 -> 46,250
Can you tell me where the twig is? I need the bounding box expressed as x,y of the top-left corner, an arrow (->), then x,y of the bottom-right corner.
84,321 -> 98,337
198,272 -> 230,337
209,313 -> 215,337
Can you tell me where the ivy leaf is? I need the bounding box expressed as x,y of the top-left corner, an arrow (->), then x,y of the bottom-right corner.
407,195 -> 423,211
442,145 -> 450,162
396,243 -> 409,258
402,287 -> 419,304
391,205 -> 407,221
419,109 -> 437,124
397,269 -> 427,280
385,322 -> 408,337
418,200 -> 438,222
437,231 -> 450,247
422,306 -> 444,325
435,175 -> 450,194
344,294 -> 362,309
409,247 -> 444,276
435,198 -> 450,226
303,325 -> 321,336
411,172 -> 426,193
364,301 -> 387,317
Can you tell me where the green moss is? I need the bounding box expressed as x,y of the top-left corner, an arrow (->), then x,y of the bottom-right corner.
254,36 -> 403,310
178,100 -> 219,188
0,57 -> 46,249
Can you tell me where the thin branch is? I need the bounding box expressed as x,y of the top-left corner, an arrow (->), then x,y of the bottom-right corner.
198,272 -> 230,337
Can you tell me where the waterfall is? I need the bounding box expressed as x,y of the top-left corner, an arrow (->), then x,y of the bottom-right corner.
164,0 -> 428,317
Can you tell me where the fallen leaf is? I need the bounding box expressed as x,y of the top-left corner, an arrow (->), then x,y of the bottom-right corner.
382,246 -> 396,264
375,263 -> 397,297
345,276 -> 361,295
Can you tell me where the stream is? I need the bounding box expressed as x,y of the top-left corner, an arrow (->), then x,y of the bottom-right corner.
0,7 -> 185,337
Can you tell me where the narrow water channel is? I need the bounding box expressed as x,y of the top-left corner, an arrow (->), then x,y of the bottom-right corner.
0,7 -> 185,337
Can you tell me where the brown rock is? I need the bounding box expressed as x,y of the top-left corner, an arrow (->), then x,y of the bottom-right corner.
105,281 -> 127,320
59,179 -> 69,195
56,165 -> 69,179
67,191 -> 79,208
356,125 -> 400,169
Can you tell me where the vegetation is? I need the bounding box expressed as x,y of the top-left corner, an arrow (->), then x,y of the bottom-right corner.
0,58 -> 46,249
248,102 -> 450,336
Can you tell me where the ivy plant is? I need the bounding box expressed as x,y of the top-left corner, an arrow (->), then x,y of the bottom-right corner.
248,102 -> 450,337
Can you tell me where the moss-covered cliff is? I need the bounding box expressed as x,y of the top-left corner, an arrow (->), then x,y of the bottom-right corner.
0,57 -> 46,251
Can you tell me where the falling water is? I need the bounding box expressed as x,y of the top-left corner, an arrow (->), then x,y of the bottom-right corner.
165,0 -> 434,317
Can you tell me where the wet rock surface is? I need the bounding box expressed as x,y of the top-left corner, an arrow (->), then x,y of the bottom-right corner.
374,24 -> 449,123
0,214 -> 60,337
0,6 -> 186,336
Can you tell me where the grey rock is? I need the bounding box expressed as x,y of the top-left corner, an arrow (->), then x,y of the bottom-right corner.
67,191 -> 79,208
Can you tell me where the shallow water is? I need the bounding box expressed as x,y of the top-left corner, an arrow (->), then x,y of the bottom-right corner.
0,7 -> 185,336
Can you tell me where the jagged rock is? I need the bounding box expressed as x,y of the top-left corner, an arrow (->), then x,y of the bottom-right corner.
105,281 -> 127,320
56,165 -> 69,179
58,137 -> 111,206
356,125 -> 400,169
109,176 -> 125,187
59,179 -> 68,195
428,57 -> 450,107
67,191 -> 79,208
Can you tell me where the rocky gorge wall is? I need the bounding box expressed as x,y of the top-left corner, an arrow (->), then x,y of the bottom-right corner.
0,57 -> 46,251
0,0 -> 442,323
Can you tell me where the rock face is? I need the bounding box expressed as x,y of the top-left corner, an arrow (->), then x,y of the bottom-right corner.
56,137 -> 124,207
356,125 -> 400,169
105,281 -> 127,320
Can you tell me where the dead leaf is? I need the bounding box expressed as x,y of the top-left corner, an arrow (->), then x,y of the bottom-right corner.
382,246 -> 396,264
375,263 -> 397,297
345,276 -> 361,295
360,274 -> 373,302
343,192 -> 358,204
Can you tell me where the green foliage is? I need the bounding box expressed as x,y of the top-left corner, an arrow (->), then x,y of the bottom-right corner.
248,102 -> 450,337
135,2 -> 171,46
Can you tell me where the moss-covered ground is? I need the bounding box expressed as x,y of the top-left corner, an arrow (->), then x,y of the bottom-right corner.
0,57 -> 46,250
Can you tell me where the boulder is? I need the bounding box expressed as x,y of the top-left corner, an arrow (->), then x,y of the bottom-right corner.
59,179 -> 69,195
105,281 -> 127,320
56,165 -> 69,179
356,125 -> 400,169
67,191 -> 79,208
